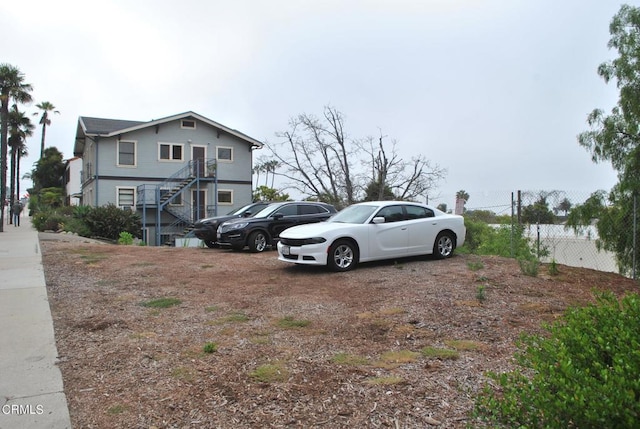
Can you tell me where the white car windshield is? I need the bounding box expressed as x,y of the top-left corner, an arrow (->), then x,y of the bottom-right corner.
329,205 -> 378,224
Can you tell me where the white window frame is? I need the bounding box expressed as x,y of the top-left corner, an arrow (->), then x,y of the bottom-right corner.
117,140 -> 137,167
158,142 -> 184,162
217,189 -> 233,205
116,186 -> 136,207
216,146 -> 233,163
181,119 -> 196,129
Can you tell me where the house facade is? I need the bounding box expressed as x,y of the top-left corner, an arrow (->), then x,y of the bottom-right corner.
73,111 -> 263,245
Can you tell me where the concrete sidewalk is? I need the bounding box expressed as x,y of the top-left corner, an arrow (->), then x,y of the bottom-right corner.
0,216 -> 71,429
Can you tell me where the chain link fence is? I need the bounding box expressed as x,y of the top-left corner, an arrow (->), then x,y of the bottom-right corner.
433,190 -> 628,277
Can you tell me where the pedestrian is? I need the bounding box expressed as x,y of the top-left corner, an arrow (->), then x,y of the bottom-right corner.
12,201 -> 23,227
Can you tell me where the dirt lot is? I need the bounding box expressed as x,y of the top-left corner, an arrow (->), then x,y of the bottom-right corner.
40,237 -> 638,428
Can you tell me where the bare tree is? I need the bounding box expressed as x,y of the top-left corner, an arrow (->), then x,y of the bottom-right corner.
266,105 -> 446,207
358,133 -> 446,201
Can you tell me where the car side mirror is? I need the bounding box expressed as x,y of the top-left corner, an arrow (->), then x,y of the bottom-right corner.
273,213 -> 284,220
243,211 -> 252,217
372,216 -> 386,224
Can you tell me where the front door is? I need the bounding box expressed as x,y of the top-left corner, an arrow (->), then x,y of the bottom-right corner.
192,146 -> 206,177
192,190 -> 206,221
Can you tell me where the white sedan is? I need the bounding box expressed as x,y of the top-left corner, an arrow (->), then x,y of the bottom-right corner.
277,201 -> 466,271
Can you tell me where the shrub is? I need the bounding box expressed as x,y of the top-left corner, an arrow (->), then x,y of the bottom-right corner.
32,209 -> 68,231
84,204 -> 142,240
118,231 -> 134,245
475,292 -> 640,428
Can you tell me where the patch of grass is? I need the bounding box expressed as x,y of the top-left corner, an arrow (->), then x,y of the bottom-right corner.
444,339 -> 484,351
200,264 -> 215,269
220,312 -> 250,323
171,366 -> 196,382
250,332 -> 272,345
107,404 -> 127,415
331,352 -> 370,366
365,376 -> 405,386
421,346 -> 459,360
250,362 -> 288,383
467,260 -> 484,271
203,342 -> 218,354
140,297 -> 182,309
79,253 -> 108,265
131,261 -> 155,267
204,306 -> 218,313
277,315 -> 311,328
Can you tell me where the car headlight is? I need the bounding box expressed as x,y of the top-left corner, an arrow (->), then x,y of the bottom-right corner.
304,237 -> 326,244
229,222 -> 249,230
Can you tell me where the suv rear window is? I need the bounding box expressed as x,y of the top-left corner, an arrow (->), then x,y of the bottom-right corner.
300,204 -> 323,215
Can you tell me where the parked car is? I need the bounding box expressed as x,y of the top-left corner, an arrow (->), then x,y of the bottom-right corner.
277,201 -> 466,271
216,201 -> 337,252
193,202 -> 270,248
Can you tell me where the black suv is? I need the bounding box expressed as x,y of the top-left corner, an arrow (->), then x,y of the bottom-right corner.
217,201 -> 337,252
192,202 -> 270,248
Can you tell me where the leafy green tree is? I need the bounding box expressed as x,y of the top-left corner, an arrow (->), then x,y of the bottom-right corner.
363,180 -> 395,201
0,63 -> 32,231
34,101 -> 59,159
578,5 -> 640,274
521,195 -> 555,224
8,105 -> 34,223
30,147 -> 66,214
555,197 -> 572,216
252,185 -> 289,202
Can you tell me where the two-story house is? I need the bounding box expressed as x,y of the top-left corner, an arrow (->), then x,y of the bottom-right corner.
73,111 -> 263,245
64,157 -> 82,206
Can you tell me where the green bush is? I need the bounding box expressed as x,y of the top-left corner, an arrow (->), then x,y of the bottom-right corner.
475,292 -> 640,428
84,204 -> 142,240
118,231 -> 134,245
32,209 -> 68,232
460,218 -> 535,260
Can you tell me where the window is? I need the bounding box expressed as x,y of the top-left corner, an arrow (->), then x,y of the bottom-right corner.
300,204 -> 322,215
118,140 -> 136,166
405,205 -> 434,219
376,205 -> 405,223
117,187 -> 136,207
181,119 -> 196,129
159,143 -> 184,161
275,204 -> 298,217
217,190 -> 233,205
217,146 -> 233,162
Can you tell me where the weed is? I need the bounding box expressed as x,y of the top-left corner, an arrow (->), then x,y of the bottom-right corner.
277,315 -> 311,328
379,307 -> 406,316
204,306 -> 218,313
467,260 -> 484,271
518,258 -> 539,277
140,297 -> 182,308
476,285 -> 486,303
548,259 -> 560,276
250,362 -> 288,383
203,342 -> 218,354
420,346 -> 459,360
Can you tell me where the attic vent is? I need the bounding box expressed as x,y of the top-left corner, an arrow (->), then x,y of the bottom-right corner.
181,119 -> 196,129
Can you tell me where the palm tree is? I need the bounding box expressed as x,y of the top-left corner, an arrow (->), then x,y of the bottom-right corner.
8,105 -> 34,223
0,64 -> 33,232
34,101 -> 59,159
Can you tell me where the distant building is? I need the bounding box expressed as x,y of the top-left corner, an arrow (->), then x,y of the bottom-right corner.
64,157 -> 82,206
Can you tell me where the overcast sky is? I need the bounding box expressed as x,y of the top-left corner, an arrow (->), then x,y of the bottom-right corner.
1,0 -> 633,210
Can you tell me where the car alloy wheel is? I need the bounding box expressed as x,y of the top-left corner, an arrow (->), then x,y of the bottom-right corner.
328,239 -> 357,271
434,232 -> 454,259
248,231 -> 268,252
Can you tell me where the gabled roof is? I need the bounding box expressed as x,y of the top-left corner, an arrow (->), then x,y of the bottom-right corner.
74,111 -> 263,156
